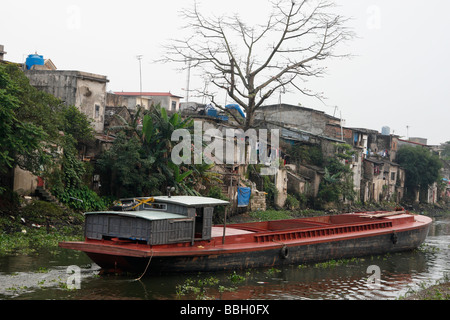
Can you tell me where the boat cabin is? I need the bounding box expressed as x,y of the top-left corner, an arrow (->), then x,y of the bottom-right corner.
84,196 -> 229,245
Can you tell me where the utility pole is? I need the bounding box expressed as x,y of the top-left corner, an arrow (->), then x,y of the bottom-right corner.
136,55 -> 143,107
185,57 -> 191,103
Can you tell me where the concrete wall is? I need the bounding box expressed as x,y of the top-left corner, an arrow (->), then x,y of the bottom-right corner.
106,93 -> 152,110
75,73 -> 107,133
274,168 -> 288,208
13,167 -> 38,195
255,104 -> 340,136
150,95 -> 181,112
298,164 -> 323,198
25,70 -> 108,133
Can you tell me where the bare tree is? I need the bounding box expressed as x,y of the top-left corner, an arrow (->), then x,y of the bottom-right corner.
163,0 -> 354,129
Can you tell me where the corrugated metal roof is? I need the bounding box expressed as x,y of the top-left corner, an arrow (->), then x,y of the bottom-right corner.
84,211 -> 188,221
113,92 -> 183,98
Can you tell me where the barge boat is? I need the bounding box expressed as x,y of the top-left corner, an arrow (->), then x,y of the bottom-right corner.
59,196 -> 432,274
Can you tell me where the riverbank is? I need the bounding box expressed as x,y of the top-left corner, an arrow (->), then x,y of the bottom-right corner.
402,282 -> 450,300
0,199 -> 84,255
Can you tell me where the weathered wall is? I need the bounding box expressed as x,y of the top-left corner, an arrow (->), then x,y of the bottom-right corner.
26,70 -> 79,105
275,168 -> 288,208
13,167 -> 38,195
150,96 -> 177,111
25,70 -> 108,133
255,104 -> 340,136
75,73 -> 107,133
324,124 -> 353,143
298,164 -> 323,198
250,190 -> 266,211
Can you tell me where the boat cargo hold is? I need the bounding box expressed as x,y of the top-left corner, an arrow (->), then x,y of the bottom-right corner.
59,196 -> 432,274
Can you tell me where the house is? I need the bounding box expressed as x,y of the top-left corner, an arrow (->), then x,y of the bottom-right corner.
255,104 -> 341,136
355,129 -> 405,203
104,106 -> 133,132
25,69 -> 109,133
361,158 -> 405,203
107,92 -> 152,110
112,92 -> 183,112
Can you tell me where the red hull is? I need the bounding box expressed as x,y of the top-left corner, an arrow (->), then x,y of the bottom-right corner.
59,212 -> 432,274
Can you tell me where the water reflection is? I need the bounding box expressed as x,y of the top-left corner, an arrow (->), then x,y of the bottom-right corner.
1,216 -> 449,300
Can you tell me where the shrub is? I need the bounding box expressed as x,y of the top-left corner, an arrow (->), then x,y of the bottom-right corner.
54,186 -> 109,212
285,194 -> 300,210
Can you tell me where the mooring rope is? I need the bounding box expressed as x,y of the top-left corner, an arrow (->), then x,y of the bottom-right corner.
134,249 -> 154,281
272,239 -> 289,259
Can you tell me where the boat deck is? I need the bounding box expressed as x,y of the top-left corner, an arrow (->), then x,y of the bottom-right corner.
210,213 -> 425,242
211,226 -> 255,237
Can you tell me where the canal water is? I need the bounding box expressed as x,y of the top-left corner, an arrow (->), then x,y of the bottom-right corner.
0,215 -> 449,300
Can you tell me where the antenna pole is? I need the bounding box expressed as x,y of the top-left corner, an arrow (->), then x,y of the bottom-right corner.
136,55 -> 143,107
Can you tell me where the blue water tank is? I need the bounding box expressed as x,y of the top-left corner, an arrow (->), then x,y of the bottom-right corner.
225,104 -> 246,118
205,104 -> 218,117
25,53 -> 45,70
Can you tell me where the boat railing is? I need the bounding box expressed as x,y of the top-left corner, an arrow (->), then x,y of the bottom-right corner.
254,220 -> 393,243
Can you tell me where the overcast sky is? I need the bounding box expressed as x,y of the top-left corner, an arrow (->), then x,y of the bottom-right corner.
2,1 -> 449,145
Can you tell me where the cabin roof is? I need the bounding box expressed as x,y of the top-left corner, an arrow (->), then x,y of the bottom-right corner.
84,211 -> 187,221
151,196 -> 229,207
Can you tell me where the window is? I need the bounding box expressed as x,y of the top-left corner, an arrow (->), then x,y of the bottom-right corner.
171,101 -> 177,111
143,203 -> 167,211
391,172 -> 396,181
374,166 -> 380,175
95,104 -> 100,118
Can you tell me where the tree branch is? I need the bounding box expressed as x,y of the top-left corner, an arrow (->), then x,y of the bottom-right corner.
161,0 -> 354,129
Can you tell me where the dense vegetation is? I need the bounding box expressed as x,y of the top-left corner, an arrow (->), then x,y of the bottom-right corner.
0,63 -> 103,211
0,64 -> 226,213
396,145 -> 443,201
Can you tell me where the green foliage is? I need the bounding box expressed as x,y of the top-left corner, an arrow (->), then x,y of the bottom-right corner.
0,226 -> 82,256
263,175 -> 278,208
2,64 -> 64,142
53,186 -> 109,212
97,133 -> 163,198
317,154 -> 355,206
285,193 -> 300,210
228,271 -> 246,283
288,143 -> 323,166
98,104 -> 199,198
333,143 -> 355,161
0,200 -> 83,255
20,200 -> 66,224
249,209 -> 294,221
60,105 -> 94,146
61,136 -> 86,190
207,185 -> 229,201
0,65 -> 49,175
208,185 -> 229,223
396,146 -> 442,199
1,64 -> 97,204
168,162 -> 198,196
